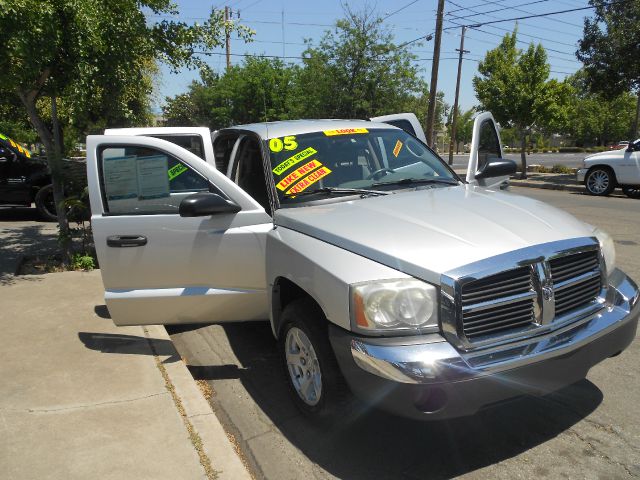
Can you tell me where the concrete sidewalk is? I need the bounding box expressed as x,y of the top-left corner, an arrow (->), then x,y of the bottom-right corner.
453,169 -> 583,192
0,270 -> 250,480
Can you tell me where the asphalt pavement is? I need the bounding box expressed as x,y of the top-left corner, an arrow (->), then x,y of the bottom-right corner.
168,187 -> 640,480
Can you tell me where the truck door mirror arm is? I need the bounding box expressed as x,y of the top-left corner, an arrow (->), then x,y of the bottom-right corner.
475,159 -> 517,179
179,192 -> 241,217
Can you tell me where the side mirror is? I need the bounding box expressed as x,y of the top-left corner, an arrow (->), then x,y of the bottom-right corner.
179,192 -> 241,217
626,143 -> 634,152
475,159 -> 517,179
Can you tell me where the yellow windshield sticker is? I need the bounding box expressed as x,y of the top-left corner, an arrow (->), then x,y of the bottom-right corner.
276,159 -> 323,191
9,139 -> 17,148
24,149 -> 31,158
273,146 -> 317,175
269,135 -> 298,152
323,128 -> 368,136
0,133 -> 7,140
168,163 -> 188,181
286,166 -> 332,195
392,140 -> 403,157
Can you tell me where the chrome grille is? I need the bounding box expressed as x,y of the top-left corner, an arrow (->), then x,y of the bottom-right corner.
550,250 -> 602,316
460,267 -> 535,340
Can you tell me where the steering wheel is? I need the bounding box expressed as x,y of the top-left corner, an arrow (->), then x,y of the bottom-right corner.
366,167 -> 395,180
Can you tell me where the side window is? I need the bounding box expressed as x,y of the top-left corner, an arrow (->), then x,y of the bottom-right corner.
477,120 -> 501,170
100,145 -> 211,215
383,119 -> 417,137
213,134 -> 240,173
148,135 -> 206,160
233,137 -> 271,213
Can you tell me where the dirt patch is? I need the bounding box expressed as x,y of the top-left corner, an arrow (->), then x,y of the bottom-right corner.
17,253 -> 98,275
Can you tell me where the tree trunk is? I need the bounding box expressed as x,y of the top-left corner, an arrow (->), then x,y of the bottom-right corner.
632,93 -> 640,141
17,89 -> 71,264
520,131 -> 528,179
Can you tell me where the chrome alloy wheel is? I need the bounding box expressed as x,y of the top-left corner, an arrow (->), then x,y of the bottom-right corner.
586,169 -> 611,194
285,327 -> 322,406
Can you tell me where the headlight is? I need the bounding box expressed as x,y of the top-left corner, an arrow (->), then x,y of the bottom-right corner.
350,279 -> 439,334
593,227 -> 616,277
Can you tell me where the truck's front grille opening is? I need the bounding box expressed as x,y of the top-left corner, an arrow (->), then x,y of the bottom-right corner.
460,266 -> 536,341
550,250 -> 602,317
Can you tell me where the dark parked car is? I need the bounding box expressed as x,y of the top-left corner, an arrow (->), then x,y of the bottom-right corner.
0,133 -> 56,220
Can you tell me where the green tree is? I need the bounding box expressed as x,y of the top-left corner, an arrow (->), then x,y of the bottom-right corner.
0,0 -> 252,261
473,29 -> 570,177
293,6 -> 426,119
448,107 -> 475,153
563,70 -> 636,146
164,57 -> 299,129
577,0 -> 640,137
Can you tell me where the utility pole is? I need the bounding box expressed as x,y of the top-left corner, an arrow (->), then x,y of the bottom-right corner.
224,6 -> 231,70
448,25 -> 469,165
425,0 -> 445,148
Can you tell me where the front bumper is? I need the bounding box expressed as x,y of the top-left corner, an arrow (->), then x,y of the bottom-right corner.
576,168 -> 588,183
329,269 -> 639,420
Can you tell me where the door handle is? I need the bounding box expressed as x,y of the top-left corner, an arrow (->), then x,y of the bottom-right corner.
107,235 -> 148,248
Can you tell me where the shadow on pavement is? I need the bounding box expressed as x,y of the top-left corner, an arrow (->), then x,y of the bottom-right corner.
187,322 -> 603,480
78,332 -> 180,363
0,207 -> 58,286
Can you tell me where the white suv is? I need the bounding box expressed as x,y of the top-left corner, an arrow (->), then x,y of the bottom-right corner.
577,141 -> 640,197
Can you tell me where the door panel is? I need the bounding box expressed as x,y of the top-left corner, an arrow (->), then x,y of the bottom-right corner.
86,135 -> 272,326
618,149 -> 640,184
466,112 -> 508,189
370,113 -> 427,144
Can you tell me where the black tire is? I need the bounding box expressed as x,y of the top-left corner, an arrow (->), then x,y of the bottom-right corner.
34,184 -> 57,221
622,186 -> 640,199
584,167 -> 616,196
279,298 -> 350,419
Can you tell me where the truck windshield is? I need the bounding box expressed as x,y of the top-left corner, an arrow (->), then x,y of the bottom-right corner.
267,128 -> 458,204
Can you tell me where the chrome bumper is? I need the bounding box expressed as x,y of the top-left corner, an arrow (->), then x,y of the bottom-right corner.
576,168 -> 588,183
350,269 -> 639,385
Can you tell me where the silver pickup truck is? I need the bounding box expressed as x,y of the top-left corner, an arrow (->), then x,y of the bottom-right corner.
87,113 -> 638,420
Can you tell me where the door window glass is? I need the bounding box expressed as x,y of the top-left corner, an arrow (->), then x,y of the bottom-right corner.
100,145 -> 210,215
477,120 -> 501,170
234,137 -> 271,213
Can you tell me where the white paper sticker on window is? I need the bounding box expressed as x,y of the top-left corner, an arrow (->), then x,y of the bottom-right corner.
136,155 -> 170,199
103,156 -> 138,200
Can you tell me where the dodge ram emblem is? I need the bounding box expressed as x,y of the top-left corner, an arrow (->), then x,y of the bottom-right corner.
542,286 -> 554,301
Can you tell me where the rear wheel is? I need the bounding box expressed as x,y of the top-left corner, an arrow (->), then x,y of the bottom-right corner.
280,298 -> 349,418
622,186 -> 640,199
585,167 -> 615,196
34,184 -> 57,221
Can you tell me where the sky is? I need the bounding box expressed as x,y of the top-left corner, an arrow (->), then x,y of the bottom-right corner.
150,0 -> 592,114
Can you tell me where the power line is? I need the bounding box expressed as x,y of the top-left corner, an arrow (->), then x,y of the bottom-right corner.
381,0 -> 421,20
444,0 -> 632,29
446,0 -> 584,28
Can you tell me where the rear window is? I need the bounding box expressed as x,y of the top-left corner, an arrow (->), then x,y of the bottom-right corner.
148,134 -> 205,160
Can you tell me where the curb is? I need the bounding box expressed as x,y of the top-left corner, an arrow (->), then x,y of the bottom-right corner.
509,180 -> 584,193
144,324 -> 252,480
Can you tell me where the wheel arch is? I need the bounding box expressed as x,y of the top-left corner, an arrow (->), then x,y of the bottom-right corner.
271,277 -> 326,339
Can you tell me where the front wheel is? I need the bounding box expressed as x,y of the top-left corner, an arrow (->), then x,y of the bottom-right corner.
622,186 -> 640,199
34,184 -> 57,221
280,298 -> 350,418
585,168 -> 615,196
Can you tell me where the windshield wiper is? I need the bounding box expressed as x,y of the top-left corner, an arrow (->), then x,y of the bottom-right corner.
284,186 -> 390,198
372,177 -> 459,188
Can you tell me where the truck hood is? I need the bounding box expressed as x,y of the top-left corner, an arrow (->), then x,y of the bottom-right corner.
585,149 -> 623,161
274,185 -> 594,284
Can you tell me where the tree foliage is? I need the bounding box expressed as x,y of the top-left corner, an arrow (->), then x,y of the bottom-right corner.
0,0 -> 251,261
473,29 -> 570,177
163,7 -> 448,138
562,70 -> 637,145
577,0 -> 640,136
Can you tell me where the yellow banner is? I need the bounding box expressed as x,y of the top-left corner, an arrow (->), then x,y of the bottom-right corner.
276,159 -> 322,191
273,147 -> 317,175
392,140 -> 403,157
286,166 -> 332,195
323,128 -> 368,136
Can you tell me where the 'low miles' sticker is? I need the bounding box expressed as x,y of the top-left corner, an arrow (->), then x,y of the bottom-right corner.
286,166 -> 332,195
273,147 -> 317,175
